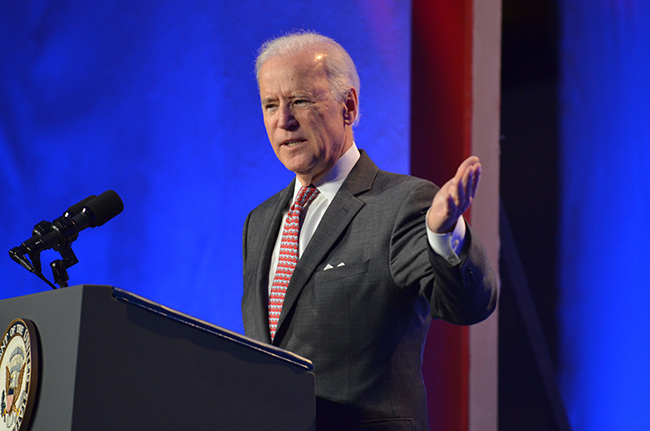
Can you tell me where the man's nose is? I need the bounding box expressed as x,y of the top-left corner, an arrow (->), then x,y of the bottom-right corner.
278,105 -> 298,130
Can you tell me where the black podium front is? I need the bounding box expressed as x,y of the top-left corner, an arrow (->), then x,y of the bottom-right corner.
0,285 -> 314,430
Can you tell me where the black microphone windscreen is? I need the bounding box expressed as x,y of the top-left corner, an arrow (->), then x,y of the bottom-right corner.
84,190 -> 124,227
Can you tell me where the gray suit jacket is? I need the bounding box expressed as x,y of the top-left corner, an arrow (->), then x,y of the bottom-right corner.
242,151 -> 497,430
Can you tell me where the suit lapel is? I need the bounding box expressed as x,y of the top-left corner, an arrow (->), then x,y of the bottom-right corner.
274,151 -> 378,343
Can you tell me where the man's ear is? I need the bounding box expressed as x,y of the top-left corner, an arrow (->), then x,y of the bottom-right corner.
343,88 -> 359,125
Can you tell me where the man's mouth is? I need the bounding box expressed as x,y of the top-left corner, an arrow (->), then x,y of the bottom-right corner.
282,139 -> 306,147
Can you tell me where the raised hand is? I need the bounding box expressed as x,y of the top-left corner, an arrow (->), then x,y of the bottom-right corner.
427,156 -> 482,233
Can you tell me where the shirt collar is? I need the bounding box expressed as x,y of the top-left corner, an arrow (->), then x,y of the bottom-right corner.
292,143 -> 361,202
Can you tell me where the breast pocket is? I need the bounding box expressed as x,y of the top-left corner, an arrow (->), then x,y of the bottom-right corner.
307,260 -> 370,352
314,259 -> 370,285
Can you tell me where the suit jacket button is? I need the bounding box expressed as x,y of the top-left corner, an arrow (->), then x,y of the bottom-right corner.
464,267 -> 475,286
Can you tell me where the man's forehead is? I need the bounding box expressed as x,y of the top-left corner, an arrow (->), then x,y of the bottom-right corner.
259,54 -> 328,94
261,49 -> 327,76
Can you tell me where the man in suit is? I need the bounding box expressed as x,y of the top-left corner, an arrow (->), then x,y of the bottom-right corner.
242,31 -> 498,430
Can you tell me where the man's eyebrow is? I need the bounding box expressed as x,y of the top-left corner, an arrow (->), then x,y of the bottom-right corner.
261,94 -> 313,105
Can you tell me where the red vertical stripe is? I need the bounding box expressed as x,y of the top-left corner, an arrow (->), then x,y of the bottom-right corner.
411,0 -> 473,430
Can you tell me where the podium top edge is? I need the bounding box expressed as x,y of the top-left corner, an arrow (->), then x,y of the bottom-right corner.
108,286 -> 313,371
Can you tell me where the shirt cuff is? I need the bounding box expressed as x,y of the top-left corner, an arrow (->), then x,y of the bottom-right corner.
425,213 -> 466,266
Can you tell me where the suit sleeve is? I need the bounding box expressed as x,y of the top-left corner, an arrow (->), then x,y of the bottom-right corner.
389,181 -> 498,325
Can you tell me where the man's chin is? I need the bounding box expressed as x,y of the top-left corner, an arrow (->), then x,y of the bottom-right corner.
280,156 -> 314,176
285,165 -> 321,186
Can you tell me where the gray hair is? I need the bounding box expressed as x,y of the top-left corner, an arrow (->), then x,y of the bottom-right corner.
255,31 -> 361,125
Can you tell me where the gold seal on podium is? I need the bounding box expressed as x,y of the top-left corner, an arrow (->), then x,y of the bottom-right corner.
1,319 -> 39,431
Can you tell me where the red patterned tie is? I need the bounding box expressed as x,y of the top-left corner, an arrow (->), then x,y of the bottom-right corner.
268,185 -> 320,340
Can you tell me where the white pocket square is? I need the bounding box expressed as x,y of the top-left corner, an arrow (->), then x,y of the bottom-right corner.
323,262 -> 345,271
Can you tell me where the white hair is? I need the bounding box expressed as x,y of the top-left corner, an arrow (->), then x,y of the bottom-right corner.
255,31 -> 361,125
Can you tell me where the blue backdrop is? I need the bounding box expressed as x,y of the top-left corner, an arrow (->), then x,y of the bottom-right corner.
559,1 -> 650,429
0,0 -> 411,334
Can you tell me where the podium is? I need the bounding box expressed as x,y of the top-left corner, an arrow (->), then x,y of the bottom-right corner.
0,285 -> 315,430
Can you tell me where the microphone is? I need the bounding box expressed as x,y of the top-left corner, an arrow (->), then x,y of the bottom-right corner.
9,190 -> 124,271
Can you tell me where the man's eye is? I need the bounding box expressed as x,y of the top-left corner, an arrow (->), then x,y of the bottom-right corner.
264,104 -> 278,112
293,99 -> 310,106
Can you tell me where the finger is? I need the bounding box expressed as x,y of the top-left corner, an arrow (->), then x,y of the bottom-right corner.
445,180 -> 459,209
460,163 -> 481,195
457,173 -> 467,205
460,162 -> 478,202
460,162 -> 473,190
453,155 -> 481,184
469,164 -> 481,198
455,164 -> 479,213
460,162 -> 479,198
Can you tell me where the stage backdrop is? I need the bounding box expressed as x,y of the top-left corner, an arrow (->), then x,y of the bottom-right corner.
0,0 -> 410,334
558,1 -> 650,429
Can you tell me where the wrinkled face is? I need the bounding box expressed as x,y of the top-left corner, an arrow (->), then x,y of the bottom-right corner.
258,51 -> 354,186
